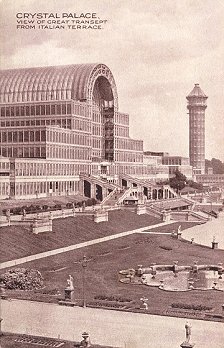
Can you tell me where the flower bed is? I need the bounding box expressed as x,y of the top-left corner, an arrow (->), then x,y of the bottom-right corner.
0,268 -> 43,290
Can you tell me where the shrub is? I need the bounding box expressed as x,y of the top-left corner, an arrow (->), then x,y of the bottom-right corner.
54,204 -> 62,210
11,207 -> 22,215
66,202 -> 73,209
0,268 -> 44,290
42,205 -> 49,211
35,205 -> 42,211
86,198 -> 93,206
26,205 -> 36,213
171,303 -> 212,311
94,295 -> 132,302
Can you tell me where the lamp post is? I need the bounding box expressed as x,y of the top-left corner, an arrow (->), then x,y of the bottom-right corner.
0,318 -> 3,336
82,255 -> 87,308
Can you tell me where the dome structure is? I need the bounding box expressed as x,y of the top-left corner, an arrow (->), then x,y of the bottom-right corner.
0,63 -> 118,107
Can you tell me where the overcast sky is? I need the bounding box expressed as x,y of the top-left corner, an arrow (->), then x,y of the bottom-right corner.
1,0 -> 223,160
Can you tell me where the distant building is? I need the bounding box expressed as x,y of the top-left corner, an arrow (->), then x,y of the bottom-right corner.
196,174 -> 224,188
207,167 -> 213,175
162,156 -> 193,179
143,152 -> 169,181
187,84 -> 208,175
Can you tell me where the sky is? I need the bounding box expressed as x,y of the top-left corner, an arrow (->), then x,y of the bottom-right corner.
0,0 -> 224,160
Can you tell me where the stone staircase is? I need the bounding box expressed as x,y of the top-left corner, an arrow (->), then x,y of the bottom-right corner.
102,187 -> 131,207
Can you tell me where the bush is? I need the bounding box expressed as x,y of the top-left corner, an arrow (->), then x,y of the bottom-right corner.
66,202 -> 73,209
42,205 -> 49,211
11,207 -> 23,215
35,205 -> 42,211
54,204 -> 62,210
171,303 -> 212,311
0,268 -> 44,290
94,294 -> 132,302
26,205 -> 36,213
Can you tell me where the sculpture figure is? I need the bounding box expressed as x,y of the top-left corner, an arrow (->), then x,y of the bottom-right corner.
66,274 -> 74,290
185,322 -> 191,343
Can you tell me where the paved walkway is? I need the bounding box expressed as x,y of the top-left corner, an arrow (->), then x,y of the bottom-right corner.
1,299 -> 224,348
181,213 -> 224,250
0,221 -> 175,269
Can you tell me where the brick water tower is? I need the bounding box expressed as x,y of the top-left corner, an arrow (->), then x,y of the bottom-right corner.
186,84 -> 208,175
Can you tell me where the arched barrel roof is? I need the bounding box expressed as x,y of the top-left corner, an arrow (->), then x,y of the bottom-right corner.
0,63 -> 118,106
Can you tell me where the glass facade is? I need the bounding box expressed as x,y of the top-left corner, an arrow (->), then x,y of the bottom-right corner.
0,63 -> 169,199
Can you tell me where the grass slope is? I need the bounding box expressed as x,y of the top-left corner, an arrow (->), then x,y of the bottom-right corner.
3,222 -> 224,320
0,333 -> 116,348
0,210 -> 160,262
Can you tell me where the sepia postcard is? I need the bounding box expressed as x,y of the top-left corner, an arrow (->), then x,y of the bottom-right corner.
0,1 -> 224,347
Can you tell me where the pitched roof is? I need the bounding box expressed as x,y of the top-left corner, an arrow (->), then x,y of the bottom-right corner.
187,84 -> 207,99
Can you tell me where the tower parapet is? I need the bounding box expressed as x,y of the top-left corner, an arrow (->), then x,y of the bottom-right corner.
187,84 -> 208,175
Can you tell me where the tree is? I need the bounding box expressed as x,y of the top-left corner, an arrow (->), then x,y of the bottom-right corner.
205,158 -> 224,174
187,180 -> 203,191
169,170 -> 187,192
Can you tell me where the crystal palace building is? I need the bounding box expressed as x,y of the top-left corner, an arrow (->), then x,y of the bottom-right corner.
1,63 -> 201,201
0,63 -> 169,200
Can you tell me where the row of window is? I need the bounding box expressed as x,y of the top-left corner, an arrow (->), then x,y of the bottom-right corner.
92,111 -> 102,123
114,125 -> 129,138
115,151 -> 143,163
14,161 -> 91,177
117,165 -> 143,175
0,129 -> 91,147
47,129 -> 91,146
0,180 -> 81,197
162,159 -> 183,165
47,145 -> 91,160
115,138 -> 143,151
115,112 -> 129,126
92,124 -> 103,136
0,118 -> 72,129
0,103 -> 72,117
92,137 -> 102,149
0,146 -> 46,159
0,144 -> 91,161
0,161 -> 10,170
74,118 -> 91,132
0,130 -> 46,143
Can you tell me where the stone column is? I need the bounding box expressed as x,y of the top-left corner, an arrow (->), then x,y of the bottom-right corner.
91,183 -> 96,199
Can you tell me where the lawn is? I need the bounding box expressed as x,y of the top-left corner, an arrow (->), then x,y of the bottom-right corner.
2,221 -> 223,321
0,333 -> 116,348
0,210 -> 160,262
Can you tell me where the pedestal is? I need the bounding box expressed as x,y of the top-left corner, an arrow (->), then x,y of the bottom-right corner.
136,204 -> 147,215
212,241 -> 218,249
180,342 -> 195,348
64,288 -> 75,302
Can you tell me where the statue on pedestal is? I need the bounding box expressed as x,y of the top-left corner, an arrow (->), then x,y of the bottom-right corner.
66,275 -> 74,290
140,297 -> 148,310
80,332 -> 91,347
185,322 -> 191,343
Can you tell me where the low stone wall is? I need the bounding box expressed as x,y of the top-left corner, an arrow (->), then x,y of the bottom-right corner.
0,215 -> 52,234
32,218 -> 52,234
136,204 -> 147,215
93,210 -> 109,223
